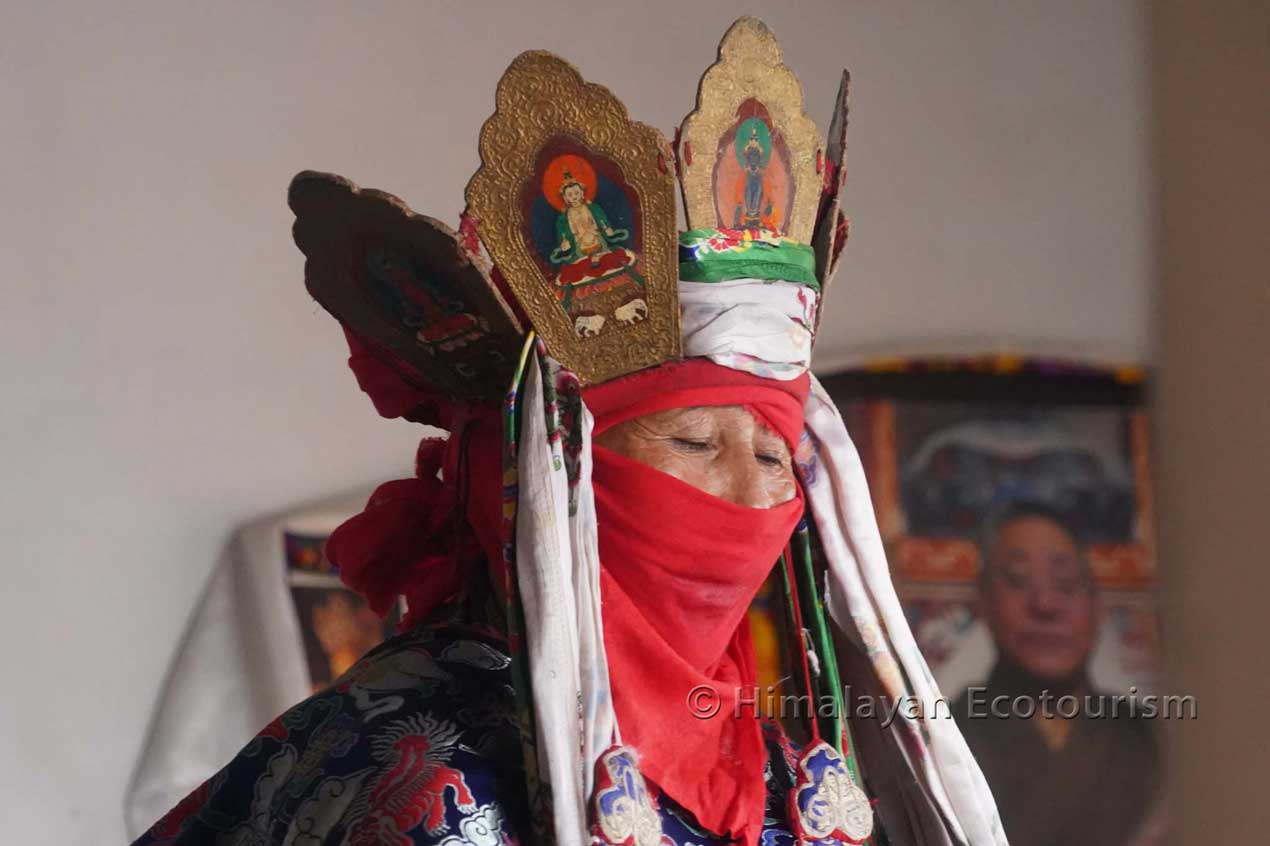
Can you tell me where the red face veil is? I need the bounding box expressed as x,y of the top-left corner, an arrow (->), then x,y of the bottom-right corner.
585,359 -> 810,846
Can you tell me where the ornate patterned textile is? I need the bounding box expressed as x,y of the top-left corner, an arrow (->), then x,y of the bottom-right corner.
131,619 -> 842,846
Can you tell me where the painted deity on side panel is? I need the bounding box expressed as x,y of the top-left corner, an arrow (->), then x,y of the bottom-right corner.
711,100 -> 795,234
364,250 -> 488,352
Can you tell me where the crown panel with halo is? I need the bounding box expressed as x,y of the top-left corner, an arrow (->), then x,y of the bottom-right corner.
678,17 -> 825,245
465,51 -> 681,386
289,171 -> 524,402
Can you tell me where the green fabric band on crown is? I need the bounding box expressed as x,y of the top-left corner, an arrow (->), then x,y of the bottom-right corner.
678,228 -> 820,289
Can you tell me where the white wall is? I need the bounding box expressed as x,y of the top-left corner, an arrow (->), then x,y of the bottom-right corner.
0,1 -> 1150,841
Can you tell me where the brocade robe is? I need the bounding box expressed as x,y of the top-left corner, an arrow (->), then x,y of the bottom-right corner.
132,620 -> 852,846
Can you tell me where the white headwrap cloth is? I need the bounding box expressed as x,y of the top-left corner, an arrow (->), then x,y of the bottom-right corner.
679,278 -> 816,380
513,278 -> 1006,846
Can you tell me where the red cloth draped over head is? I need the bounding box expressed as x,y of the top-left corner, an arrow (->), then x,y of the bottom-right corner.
327,329 -> 811,846
324,330 -> 504,631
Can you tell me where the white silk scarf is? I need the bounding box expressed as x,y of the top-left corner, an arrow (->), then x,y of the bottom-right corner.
802,375 -> 1008,846
515,355 -> 614,846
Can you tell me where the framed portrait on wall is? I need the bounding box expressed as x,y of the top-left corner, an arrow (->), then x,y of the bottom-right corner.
820,357 -> 1159,694
819,356 -> 1165,846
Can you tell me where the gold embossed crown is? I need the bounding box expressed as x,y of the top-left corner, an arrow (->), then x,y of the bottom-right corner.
289,17 -> 850,400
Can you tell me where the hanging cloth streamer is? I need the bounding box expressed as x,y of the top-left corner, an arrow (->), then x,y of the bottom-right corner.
513,349 -> 615,846
800,375 -> 1009,846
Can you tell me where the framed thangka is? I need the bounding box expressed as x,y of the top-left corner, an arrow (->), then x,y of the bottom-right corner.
819,358 -> 1160,697
467,51 -> 680,384
284,526 -> 400,692
679,17 -> 823,242
818,357 -> 1167,842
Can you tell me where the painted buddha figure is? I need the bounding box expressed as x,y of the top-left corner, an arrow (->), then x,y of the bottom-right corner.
546,169 -> 643,311
551,173 -> 626,266
734,126 -> 774,230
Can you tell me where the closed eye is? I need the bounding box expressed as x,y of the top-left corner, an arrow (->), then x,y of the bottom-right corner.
671,437 -> 714,452
756,452 -> 788,468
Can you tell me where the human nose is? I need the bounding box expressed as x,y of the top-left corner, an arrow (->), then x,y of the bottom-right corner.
1026,583 -> 1066,618
714,442 -> 756,507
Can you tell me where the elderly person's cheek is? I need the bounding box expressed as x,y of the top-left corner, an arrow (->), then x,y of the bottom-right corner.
767,469 -> 797,507
737,457 -> 796,509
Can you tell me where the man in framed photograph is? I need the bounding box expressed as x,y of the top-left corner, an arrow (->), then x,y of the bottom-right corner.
955,500 -> 1161,846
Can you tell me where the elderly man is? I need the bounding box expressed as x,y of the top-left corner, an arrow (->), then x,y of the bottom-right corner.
955,501 -> 1159,846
